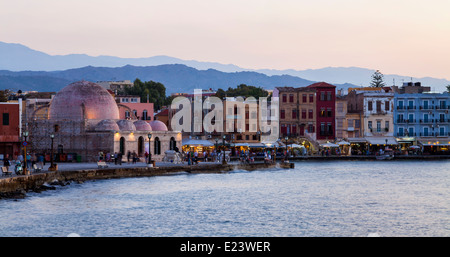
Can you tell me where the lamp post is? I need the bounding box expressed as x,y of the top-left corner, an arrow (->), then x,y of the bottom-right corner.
49,133 -> 55,170
147,133 -> 152,165
23,131 -> 29,174
215,138 -> 219,162
222,135 -> 227,164
285,136 -> 289,162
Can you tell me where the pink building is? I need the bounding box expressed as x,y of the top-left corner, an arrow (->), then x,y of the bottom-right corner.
116,95 -> 154,121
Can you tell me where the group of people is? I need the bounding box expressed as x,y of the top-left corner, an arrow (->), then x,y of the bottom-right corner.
2,152 -> 46,173
97,150 -> 152,165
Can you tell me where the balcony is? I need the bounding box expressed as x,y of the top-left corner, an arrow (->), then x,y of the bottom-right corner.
436,118 -> 450,123
419,119 -> 434,124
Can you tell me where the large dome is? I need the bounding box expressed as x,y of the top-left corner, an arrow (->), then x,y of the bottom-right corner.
133,120 -> 152,132
49,81 -> 120,120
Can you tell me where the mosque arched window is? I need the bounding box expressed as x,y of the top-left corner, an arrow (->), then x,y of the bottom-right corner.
154,137 -> 161,155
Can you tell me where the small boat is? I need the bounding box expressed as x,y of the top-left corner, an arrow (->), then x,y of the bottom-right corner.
376,150 -> 394,160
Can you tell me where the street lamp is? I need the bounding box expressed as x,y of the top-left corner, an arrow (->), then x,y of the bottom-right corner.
22,131 -> 29,174
222,135 -> 227,164
147,133 -> 152,165
285,136 -> 289,162
49,133 -> 55,171
215,138 -> 219,162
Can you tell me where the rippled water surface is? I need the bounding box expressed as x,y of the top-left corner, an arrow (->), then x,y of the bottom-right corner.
0,160 -> 449,237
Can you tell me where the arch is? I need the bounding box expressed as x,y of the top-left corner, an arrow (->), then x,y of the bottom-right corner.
120,137 -> 126,154
138,136 -> 144,156
154,137 -> 161,155
170,137 -> 176,151
142,109 -> 148,120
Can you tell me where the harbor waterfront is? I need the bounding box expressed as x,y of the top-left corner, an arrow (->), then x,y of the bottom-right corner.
0,159 -> 449,237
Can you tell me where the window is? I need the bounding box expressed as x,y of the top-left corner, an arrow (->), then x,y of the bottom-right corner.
2,113 -> 9,126
282,94 -> 287,102
385,121 -> 390,131
376,121 -> 381,132
320,123 -> 325,135
424,114 -> 429,122
408,100 -> 414,109
398,100 -> 404,109
376,101 -> 382,113
327,92 -> 332,101
423,127 -> 429,137
280,110 -> 285,119
302,110 -> 307,119
125,110 -> 130,118
408,114 -> 414,123
368,101 -> 373,111
327,108 -> 332,117
439,127 -> 445,136
302,94 -> 307,102
385,101 -> 390,111
309,94 -> 314,103
408,127 -> 414,137
308,124 -> 314,133
398,127 -> 404,137
397,114 -> 404,123
292,109 -> 297,119
154,137 -> 161,155
289,94 -> 294,103
440,113 -> 445,122
142,110 -> 148,120
320,108 -> 325,117
308,109 -> 313,119
355,119 -> 361,129
337,103 -> 344,113
327,123 -> 332,134
368,121 -> 372,129
423,100 -> 429,109
320,92 -> 325,101
440,100 -> 447,109
348,119 -> 354,128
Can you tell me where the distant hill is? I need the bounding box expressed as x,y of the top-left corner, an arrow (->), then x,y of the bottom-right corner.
1,64 -> 354,94
0,41 -> 448,93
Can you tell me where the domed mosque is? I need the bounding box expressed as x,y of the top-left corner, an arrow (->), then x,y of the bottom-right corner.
29,81 -> 181,162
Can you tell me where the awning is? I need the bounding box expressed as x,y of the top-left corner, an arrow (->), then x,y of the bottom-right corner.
366,137 -> 398,145
337,140 -> 350,145
320,142 -> 339,148
182,139 -> 214,147
288,144 -> 305,148
235,143 -> 249,147
418,140 -> 450,146
248,143 -> 266,148
347,138 -> 367,143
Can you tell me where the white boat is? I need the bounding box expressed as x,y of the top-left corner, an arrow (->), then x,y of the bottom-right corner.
376,150 -> 394,160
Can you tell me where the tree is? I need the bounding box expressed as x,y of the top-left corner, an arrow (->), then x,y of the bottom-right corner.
214,84 -> 269,99
447,84 -> 450,93
0,89 -> 11,102
370,70 -> 386,88
119,79 -> 171,111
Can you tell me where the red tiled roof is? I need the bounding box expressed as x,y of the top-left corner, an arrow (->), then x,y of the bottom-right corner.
306,82 -> 336,88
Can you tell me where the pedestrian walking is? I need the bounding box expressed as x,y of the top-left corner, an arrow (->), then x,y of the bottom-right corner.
3,154 -> 11,172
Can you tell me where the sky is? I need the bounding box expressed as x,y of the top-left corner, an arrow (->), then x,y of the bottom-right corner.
1,0 -> 450,80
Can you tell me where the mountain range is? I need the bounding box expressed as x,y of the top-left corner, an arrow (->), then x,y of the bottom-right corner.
0,41 -> 448,94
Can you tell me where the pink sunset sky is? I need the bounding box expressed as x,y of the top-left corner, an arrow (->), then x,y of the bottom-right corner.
1,0 -> 450,80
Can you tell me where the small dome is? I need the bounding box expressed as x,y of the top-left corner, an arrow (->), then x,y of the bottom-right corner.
117,120 -> 136,131
149,120 -> 168,131
95,119 -> 120,131
133,120 -> 152,132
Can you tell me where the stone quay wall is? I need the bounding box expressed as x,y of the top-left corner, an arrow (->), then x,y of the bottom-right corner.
0,162 -> 277,199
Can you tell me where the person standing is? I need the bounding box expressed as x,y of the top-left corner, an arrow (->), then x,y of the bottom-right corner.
3,154 -> 10,172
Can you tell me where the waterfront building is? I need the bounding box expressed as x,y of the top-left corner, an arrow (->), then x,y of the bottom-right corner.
394,90 -> 450,154
336,94 -> 363,140
307,82 -> 336,142
273,86 -> 316,139
27,81 -> 181,162
116,95 -> 155,121
0,99 -> 23,160
347,87 -> 396,152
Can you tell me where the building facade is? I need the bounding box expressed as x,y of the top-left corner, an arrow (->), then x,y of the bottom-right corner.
307,82 -> 336,141
0,99 -> 23,160
394,92 -> 450,138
